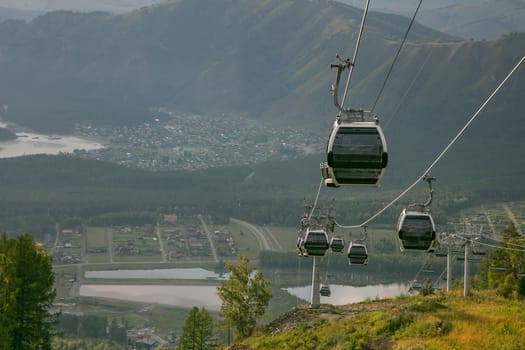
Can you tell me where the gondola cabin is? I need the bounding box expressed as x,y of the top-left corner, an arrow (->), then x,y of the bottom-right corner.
397,209 -> 436,252
303,229 -> 330,256
330,237 -> 345,253
323,115 -> 388,187
472,243 -> 486,256
347,242 -> 368,265
320,285 -> 331,297
409,279 -> 423,293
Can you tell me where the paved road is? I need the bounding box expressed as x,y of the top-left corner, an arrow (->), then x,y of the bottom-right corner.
198,215 -> 219,262
156,223 -> 167,262
107,228 -> 114,263
50,222 -> 60,255
231,218 -> 273,251
53,258 -> 219,269
263,225 -> 283,251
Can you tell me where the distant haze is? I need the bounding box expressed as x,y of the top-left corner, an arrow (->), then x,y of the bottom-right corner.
0,0 -> 167,14
337,0 -> 525,40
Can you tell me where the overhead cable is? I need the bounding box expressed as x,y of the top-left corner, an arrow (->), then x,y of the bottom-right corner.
370,0 -> 424,114
339,0 -> 371,110
336,54 -> 525,229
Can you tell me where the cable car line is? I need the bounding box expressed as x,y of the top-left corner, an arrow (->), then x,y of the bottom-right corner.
370,0 -> 424,115
338,0 -> 371,111
480,234 -> 525,249
308,177 -> 325,220
457,236 -> 525,253
478,235 -> 525,249
320,0 -> 389,188
334,54 -> 525,230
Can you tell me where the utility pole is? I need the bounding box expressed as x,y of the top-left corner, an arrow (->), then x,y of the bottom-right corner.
311,256 -> 321,308
463,239 -> 470,297
446,245 -> 452,291
298,204 -> 333,309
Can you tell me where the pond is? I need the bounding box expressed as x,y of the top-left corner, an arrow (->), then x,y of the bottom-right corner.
78,281 -> 409,311
85,268 -> 227,280
80,284 -> 223,311
286,283 -> 410,305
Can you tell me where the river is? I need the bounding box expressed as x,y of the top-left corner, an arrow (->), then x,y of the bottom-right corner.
0,121 -> 104,158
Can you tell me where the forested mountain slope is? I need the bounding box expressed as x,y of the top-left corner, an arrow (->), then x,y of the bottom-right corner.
0,0 -> 523,216
0,0 -> 457,133
338,0 -> 525,40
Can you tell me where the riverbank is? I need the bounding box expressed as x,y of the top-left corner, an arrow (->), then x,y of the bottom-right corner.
0,120 -> 104,158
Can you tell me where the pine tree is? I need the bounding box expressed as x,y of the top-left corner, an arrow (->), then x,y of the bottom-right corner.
0,248 -> 16,350
479,223 -> 525,299
217,255 -> 271,340
0,233 -> 56,349
177,306 -> 215,350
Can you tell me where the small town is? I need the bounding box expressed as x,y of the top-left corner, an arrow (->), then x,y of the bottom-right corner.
73,110 -> 324,171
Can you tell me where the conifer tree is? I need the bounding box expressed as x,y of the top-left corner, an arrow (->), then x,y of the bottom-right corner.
476,223 -> 525,299
0,233 -> 56,349
177,306 -> 215,350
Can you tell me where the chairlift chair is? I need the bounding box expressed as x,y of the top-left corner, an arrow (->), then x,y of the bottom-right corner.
330,237 -> 345,253
347,241 -> 368,265
397,209 -> 437,252
303,228 -> 330,256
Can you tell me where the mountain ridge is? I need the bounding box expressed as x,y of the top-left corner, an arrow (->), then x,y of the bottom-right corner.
0,0 -> 523,199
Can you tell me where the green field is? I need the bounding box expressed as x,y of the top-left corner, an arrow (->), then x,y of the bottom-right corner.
85,227 -> 110,263
216,222 -> 260,260
86,227 -> 109,247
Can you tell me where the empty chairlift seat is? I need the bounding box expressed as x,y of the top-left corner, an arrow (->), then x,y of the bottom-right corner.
397,209 -> 436,252
303,229 -> 330,256
323,113 -> 388,187
347,242 -> 368,265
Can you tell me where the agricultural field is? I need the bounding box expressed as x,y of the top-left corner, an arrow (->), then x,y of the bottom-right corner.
213,221 -> 258,259
84,227 -> 110,263
160,218 -> 214,261
112,225 -> 162,262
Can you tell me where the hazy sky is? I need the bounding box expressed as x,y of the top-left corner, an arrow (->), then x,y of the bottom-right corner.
0,0 -> 167,13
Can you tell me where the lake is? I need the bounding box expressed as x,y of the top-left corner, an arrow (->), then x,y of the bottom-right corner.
78,281 -> 409,310
0,121 -> 104,158
286,283 -> 410,304
85,268 -> 228,280
80,284 -> 223,311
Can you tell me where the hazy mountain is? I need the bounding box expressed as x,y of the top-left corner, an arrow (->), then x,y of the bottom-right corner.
0,0 -> 167,15
338,0 -> 525,40
0,0 -> 450,132
0,6 -> 42,22
0,0 -> 523,192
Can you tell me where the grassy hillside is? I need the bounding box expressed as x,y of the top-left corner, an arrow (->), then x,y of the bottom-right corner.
238,290 -> 525,349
